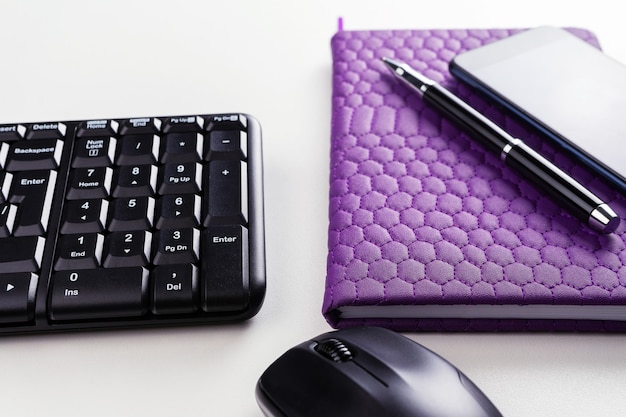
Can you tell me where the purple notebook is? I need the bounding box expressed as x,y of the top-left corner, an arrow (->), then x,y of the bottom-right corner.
323,27 -> 626,332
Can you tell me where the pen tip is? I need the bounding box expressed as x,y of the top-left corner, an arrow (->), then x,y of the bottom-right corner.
381,56 -> 400,69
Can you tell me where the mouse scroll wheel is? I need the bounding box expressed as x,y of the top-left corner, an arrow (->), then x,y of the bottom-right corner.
315,338 -> 354,363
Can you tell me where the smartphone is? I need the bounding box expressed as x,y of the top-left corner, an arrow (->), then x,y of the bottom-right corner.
449,26 -> 626,194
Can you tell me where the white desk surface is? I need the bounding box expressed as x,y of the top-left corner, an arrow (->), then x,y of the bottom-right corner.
1,1 -> 625,416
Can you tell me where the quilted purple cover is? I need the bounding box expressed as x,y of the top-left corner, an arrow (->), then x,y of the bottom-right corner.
323,28 -> 626,331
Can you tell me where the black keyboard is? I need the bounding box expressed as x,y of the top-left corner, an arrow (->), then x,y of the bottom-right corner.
0,113 -> 265,334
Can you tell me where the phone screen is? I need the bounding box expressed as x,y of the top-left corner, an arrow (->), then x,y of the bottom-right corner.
450,26 -> 626,193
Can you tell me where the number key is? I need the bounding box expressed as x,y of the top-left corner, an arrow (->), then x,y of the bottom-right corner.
103,230 -> 151,268
152,228 -> 199,265
54,233 -> 104,270
66,167 -> 112,200
108,196 -> 154,231
112,164 -> 157,197
155,194 -> 200,229
60,199 -> 108,234
49,267 -> 148,321
158,162 -> 202,194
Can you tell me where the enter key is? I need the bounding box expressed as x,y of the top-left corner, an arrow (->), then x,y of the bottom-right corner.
202,225 -> 249,312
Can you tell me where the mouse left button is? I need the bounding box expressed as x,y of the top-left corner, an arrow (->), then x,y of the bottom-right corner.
257,343 -> 389,417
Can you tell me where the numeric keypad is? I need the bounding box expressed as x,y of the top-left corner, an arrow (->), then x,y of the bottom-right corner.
0,113 -> 265,334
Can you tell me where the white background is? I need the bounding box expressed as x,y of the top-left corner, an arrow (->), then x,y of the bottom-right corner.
1,1 -> 626,416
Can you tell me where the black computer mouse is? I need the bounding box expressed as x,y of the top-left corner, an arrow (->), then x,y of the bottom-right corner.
256,326 -> 503,417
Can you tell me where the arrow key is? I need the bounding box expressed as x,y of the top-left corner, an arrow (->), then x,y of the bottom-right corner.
103,230 -> 151,268
60,199 -> 108,234
0,272 -> 37,323
112,164 -> 157,198
155,194 -> 200,229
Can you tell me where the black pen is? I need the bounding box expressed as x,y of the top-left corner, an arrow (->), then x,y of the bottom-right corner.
381,57 -> 620,234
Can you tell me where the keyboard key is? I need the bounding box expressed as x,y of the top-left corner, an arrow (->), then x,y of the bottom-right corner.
49,267 -> 149,320
161,132 -> 203,163
108,196 -> 154,231
203,160 -> 247,226
112,164 -> 157,197
6,139 -> 63,171
0,171 -> 12,203
0,272 -> 37,323
155,193 -> 200,229
202,225 -> 248,312
0,124 -> 26,141
0,142 -> 9,169
116,134 -> 160,165
10,170 -> 56,236
206,130 -> 247,160
0,202 -> 17,237
103,230 -> 151,267
60,199 -> 108,234
152,227 -> 200,265
151,264 -> 198,315
0,236 -> 45,273
76,119 -> 119,137
162,115 -> 204,133
205,114 -> 247,131
158,162 -> 202,194
72,136 -> 116,168
54,233 -> 104,270
26,122 -> 66,139
119,118 -> 161,135
66,166 -> 112,199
